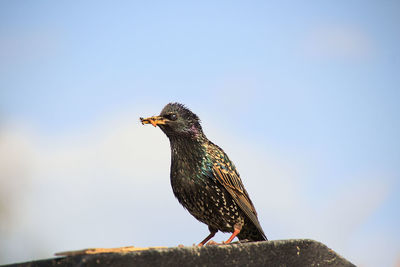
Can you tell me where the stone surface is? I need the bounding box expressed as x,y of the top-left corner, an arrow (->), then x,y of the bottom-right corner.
3,239 -> 355,267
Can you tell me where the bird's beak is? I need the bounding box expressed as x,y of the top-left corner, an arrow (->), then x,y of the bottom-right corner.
140,116 -> 167,127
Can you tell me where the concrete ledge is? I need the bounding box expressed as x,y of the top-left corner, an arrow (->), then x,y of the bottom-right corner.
4,239 -> 355,267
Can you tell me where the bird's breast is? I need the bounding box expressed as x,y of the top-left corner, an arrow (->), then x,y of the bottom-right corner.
170,157 -> 244,232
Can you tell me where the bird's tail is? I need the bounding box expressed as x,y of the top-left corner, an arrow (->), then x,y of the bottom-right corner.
238,219 -> 268,241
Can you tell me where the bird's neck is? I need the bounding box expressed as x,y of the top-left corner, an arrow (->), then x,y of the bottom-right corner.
169,135 -> 206,164
168,136 -> 208,200
168,135 -> 210,188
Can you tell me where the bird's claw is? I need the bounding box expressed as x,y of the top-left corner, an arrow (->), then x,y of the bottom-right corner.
206,240 -> 222,246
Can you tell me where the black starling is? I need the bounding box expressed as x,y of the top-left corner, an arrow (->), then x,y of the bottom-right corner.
140,103 -> 267,245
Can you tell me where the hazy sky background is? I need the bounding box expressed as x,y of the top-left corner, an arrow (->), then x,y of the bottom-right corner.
1,1 -> 399,266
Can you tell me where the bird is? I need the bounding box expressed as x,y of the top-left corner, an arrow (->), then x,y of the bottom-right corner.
140,102 -> 267,246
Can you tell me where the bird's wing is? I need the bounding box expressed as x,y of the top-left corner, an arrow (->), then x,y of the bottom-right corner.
212,157 -> 267,239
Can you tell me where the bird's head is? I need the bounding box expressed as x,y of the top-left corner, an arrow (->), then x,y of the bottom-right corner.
140,103 -> 204,139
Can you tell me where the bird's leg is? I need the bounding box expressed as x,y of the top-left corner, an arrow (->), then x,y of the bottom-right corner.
198,227 -> 217,247
223,228 -> 241,244
206,228 -> 241,246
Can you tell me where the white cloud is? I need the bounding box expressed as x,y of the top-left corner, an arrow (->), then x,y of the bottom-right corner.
0,112 -> 394,266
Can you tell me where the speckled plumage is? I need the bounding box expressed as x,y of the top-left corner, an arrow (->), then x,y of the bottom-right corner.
140,103 -> 267,244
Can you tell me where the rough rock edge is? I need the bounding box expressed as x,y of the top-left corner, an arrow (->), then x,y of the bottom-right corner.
3,239 -> 356,267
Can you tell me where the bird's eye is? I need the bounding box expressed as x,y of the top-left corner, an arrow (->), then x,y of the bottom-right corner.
166,113 -> 177,121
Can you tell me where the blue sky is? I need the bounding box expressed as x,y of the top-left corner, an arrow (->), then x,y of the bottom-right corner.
1,1 -> 399,266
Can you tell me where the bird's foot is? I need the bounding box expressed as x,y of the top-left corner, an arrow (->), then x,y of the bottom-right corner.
204,239 -> 250,246
206,240 -> 222,246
